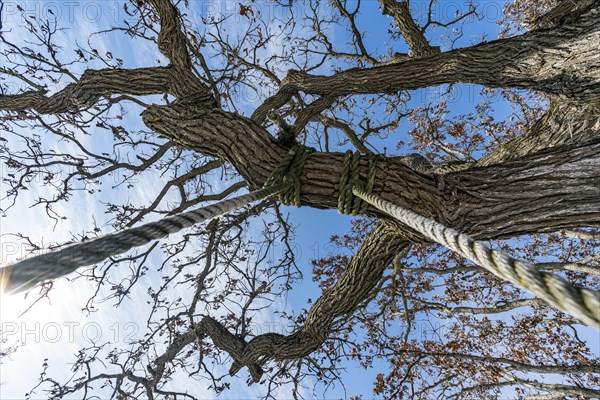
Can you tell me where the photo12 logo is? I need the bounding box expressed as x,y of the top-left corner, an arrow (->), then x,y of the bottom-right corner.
1,321 -> 139,344
2,2 -> 102,24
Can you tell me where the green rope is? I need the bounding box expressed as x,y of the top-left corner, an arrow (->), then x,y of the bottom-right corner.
264,145 -> 314,207
337,151 -> 377,215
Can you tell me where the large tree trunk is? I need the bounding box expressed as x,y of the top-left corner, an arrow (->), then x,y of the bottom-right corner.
142,99 -> 600,240
136,2 -> 600,240
2,3 -> 597,243
1,3 -> 597,241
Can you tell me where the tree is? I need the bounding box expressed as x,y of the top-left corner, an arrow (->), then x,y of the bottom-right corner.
0,0 -> 599,398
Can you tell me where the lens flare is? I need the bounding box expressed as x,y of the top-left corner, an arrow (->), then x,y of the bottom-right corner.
0,272 -> 12,319
0,269 -> 8,296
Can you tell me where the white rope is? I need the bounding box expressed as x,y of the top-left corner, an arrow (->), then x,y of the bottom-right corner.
0,181 -> 291,294
353,187 -> 600,329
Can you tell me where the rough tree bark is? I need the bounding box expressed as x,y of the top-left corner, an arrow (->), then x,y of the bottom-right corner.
2,3 -> 598,240
1,0 -> 599,394
141,0 -> 599,382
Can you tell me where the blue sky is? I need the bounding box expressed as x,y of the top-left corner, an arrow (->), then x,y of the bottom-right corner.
0,2 -> 333,398
1,1 -> 596,399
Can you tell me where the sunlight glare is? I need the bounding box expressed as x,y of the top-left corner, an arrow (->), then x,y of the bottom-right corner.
0,273 -> 19,322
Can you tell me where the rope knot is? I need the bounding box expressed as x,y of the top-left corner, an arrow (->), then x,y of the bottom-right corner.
337,151 -> 377,215
264,145 -> 313,207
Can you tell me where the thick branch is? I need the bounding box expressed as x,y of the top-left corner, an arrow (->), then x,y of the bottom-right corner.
513,377 -> 600,399
0,67 -> 200,114
474,101 -> 599,167
445,138 -> 600,238
231,224 -> 409,380
420,351 -> 600,375
290,96 -> 335,137
152,224 -> 410,382
316,115 -> 373,155
147,0 -> 191,69
270,6 -> 600,106
433,99 -> 600,174
533,0 -> 598,29
416,298 -> 545,315
379,0 -> 440,58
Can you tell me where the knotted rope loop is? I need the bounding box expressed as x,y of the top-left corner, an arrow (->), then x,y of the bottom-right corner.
264,145 -> 314,207
338,151 -> 377,215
